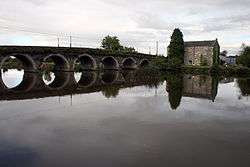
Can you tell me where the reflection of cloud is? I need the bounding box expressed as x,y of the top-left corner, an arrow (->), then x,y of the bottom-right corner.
0,140 -> 38,167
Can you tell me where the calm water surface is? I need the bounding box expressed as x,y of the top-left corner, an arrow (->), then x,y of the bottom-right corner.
0,70 -> 250,167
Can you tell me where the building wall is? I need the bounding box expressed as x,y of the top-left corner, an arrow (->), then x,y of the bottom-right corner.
183,75 -> 212,98
184,46 -> 214,66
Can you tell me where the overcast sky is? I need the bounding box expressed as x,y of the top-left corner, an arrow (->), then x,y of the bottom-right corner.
0,0 -> 249,55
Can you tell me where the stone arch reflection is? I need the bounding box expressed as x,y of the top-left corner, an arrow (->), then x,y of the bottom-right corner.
77,71 -> 98,88
122,57 -> 137,69
101,56 -> 119,70
101,71 -> 119,84
43,54 -> 70,71
0,70 -> 37,92
74,54 -> 97,71
43,71 -> 71,90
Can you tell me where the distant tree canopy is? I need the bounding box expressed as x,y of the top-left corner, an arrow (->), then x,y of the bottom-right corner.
220,50 -> 228,57
101,35 -> 136,53
167,28 -> 184,66
237,44 -> 250,68
220,50 -> 228,65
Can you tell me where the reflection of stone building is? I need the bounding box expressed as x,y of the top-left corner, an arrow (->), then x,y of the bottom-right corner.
184,39 -> 220,66
183,75 -> 218,101
220,78 -> 234,84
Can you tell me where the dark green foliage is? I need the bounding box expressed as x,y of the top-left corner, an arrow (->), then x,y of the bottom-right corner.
166,74 -> 183,110
1,57 -> 23,70
150,56 -> 168,70
237,45 -> 250,68
123,47 -> 136,53
101,85 -> 120,98
101,35 -> 123,51
212,41 -> 220,66
237,78 -> 250,96
101,35 -> 137,53
167,57 -> 183,69
167,28 -> 184,66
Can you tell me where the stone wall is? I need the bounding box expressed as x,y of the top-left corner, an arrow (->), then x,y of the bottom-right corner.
183,75 -> 213,98
184,46 -> 214,66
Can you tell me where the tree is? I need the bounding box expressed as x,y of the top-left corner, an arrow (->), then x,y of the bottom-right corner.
220,50 -> 228,65
101,35 -> 123,51
101,35 -> 136,53
123,47 -> 136,53
237,44 -> 250,68
167,28 -> 185,66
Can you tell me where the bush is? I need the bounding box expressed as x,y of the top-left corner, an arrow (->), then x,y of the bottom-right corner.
237,45 -> 250,67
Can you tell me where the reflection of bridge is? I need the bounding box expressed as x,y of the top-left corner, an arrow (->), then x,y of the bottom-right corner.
0,70 -> 162,101
0,46 -> 155,72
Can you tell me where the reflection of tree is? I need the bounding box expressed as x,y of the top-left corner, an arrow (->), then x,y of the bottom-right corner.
237,78 -> 250,96
43,71 -> 53,82
102,85 -> 120,98
166,74 -> 183,110
211,75 -> 219,102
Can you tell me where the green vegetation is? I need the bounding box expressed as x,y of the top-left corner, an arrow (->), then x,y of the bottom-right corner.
237,78 -> 250,96
101,35 -> 136,53
1,58 -> 23,70
237,44 -> 250,68
167,28 -> 184,67
212,40 -> 220,66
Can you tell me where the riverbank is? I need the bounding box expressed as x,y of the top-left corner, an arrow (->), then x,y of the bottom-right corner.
181,65 -> 250,77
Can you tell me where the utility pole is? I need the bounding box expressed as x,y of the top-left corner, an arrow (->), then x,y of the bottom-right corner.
156,41 -> 159,56
149,46 -> 151,54
70,36 -> 72,48
57,37 -> 60,47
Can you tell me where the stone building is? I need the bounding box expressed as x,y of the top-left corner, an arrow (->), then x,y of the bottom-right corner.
184,39 -> 220,66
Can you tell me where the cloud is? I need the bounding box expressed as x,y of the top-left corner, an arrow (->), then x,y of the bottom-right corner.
0,0 -> 249,55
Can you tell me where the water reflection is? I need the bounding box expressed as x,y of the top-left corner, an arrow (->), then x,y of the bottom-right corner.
183,74 -> 218,102
42,71 -> 55,85
0,70 -> 163,100
1,69 -> 24,88
237,78 -> 250,96
166,74 -> 219,110
1,70 -> 249,108
166,74 -> 183,110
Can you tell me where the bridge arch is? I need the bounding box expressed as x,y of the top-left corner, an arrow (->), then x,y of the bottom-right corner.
43,54 -> 70,71
0,54 -> 37,72
139,59 -> 150,67
78,71 -> 98,88
0,71 -> 37,92
122,57 -> 137,69
74,54 -> 97,71
101,71 -> 119,84
43,72 -> 71,90
101,56 -> 119,70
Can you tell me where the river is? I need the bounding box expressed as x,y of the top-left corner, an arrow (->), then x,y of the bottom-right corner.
0,69 -> 250,167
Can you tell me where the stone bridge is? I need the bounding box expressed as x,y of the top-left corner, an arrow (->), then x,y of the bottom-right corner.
0,70 -> 162,101
0,46 -> 156,72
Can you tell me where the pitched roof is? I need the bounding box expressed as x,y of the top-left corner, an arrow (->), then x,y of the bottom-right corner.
184,40 -> 217,47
